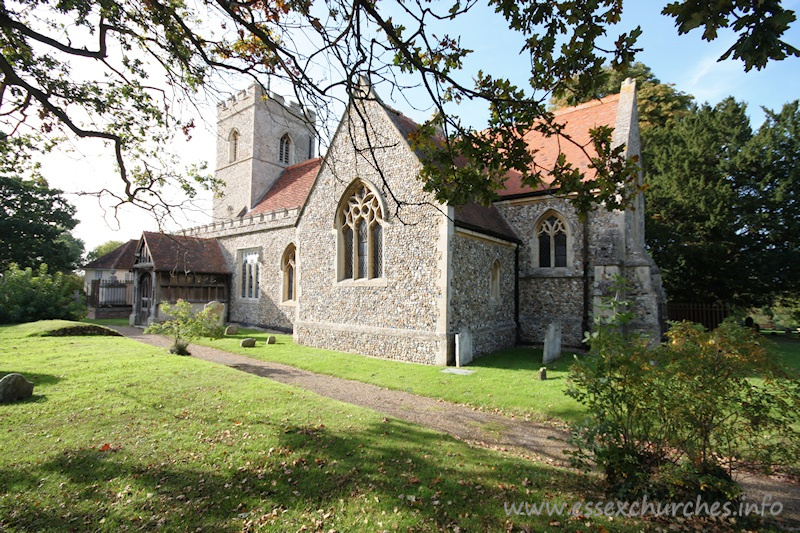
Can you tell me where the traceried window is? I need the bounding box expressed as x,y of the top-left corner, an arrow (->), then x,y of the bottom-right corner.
490,259 -> 500,301
537,214 -> 568,268
229,130 -> 240,162
338,183 -> 384,281
282,244 -> 296,302
279,134 -> 292,165
240,250 -> 260,299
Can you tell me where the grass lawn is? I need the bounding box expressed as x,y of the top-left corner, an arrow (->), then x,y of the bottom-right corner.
193,332 -> 585,424
86,318 -> 800,428
771,335 -> 800,372
0,321 -> 643,532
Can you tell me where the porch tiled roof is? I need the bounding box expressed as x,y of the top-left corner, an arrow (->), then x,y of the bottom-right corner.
140,232 -> 230,274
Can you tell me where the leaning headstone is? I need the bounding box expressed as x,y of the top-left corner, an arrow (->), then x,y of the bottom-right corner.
240,338 -> 256,348
204,301 -> 225,325
0,373 -> 34,403
543,321 -> 562,364
538,367 -> 547,381
224,325 -> 239,335
267,336 -> 276,345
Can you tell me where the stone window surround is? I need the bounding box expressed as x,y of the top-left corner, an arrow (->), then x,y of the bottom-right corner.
279,133 -> 293,165
531,209 -> 575,274
238,248 -> 261,300
334,178 -> 389,287
228,129 -> 240,163
281,243 -> 297,304
489,258 -> 501,303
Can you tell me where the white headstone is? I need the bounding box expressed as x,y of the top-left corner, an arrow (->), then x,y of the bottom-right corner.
455,328 -> 474,367
543,321 -> 562,364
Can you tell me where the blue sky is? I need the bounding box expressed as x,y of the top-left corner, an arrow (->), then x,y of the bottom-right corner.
54,2 -> 800,252
376,1 -> 800,128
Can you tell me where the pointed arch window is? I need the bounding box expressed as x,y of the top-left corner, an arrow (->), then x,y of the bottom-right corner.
537,214 -> 568,268
282,244 -> 297,302
279,134 -> 292,165
229,130 -> 240,163
490,259 -> 501,302
338,183 -> 384,281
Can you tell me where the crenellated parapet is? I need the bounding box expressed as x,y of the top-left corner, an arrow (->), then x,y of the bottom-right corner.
180,207 -> 300,239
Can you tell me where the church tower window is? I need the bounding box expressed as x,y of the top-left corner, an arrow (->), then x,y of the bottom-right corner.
279,134 -> 292,164
228,129 -> 240,162
338,182 -> 384,281
537,214 -> 568,268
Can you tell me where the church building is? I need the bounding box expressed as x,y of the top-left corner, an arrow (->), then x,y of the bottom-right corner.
129,79 -> 665,365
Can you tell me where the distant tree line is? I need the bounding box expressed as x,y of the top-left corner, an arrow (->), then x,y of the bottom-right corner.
555,63 -> 800,315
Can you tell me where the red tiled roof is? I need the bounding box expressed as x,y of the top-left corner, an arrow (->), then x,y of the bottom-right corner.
250,158 -> 322,214
498,94 -> 621,197
83,240 -> 138,270
378,95 -> 622,240
139,232 -> 230,274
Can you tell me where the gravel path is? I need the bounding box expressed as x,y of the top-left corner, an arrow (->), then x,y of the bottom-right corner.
112,326 -> 800,529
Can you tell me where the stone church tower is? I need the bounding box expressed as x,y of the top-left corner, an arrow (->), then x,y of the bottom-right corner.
214,84 -> 317,221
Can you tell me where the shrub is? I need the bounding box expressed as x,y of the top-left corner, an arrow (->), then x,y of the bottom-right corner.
567,290 -> 800,502
0,263 -> 85,324
144,300 -> 224,355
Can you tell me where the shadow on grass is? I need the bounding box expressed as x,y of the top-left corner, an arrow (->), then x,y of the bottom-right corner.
229,363 -> 303,379
0,371 -> 61,385
0,419 -> 594,531
467,346 -> 582,372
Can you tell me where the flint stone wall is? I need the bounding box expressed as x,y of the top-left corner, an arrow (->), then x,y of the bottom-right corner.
497,195 -> 663,346
449,231 -> 516,358
213,224 -> 297,331
294,97 -> 447,363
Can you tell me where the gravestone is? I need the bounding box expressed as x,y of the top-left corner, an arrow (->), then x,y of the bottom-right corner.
455,328 -> 473,367
543,321 -> 562,364
204,301 -> 225,325
267,336 -> 276,345
240,337 -> 256,348
0,373 -> 34,403
538,367 -> 547,381
224,325 -> 239,335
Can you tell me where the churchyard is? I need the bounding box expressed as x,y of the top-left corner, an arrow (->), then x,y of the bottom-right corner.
186,326 -> 800,425
1,320 -> 638,532
1,320 -> 798,531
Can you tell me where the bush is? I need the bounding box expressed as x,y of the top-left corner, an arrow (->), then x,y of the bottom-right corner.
144,300 -> 224,355
0,263 -> 85,324
567,290 -> 800,502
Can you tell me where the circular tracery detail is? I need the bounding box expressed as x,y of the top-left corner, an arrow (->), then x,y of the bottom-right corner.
340,184 -> 384,280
